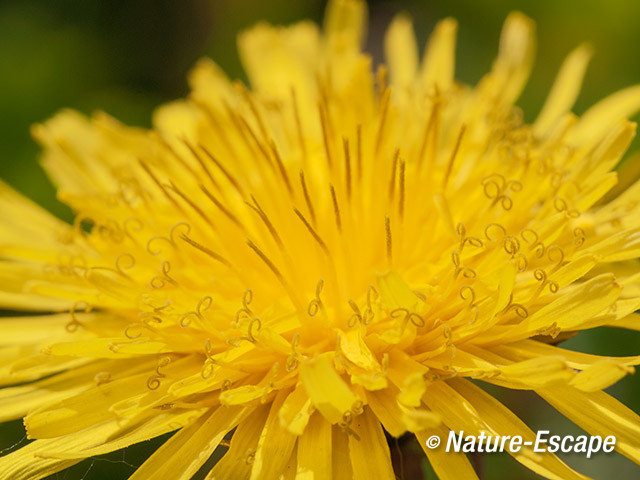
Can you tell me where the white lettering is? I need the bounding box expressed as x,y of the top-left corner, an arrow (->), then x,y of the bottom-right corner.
440,431 -> 616,457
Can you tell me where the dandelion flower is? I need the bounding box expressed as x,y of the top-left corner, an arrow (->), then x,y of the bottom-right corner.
2,1 -> 640,479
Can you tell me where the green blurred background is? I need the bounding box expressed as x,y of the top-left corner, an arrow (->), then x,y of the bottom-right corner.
0,0 -> 639,478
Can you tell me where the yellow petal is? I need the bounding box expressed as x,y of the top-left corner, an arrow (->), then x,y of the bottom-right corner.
386,348 -> 428,407
549,254 -> 599,289
206,404 -> 270,480
169,344 -> 255,397
0,313 -> 77,346
279,383 -> 315,435
44,337 -> 175,358
324,0 -> 367,50
415,425 -> 479,480
399,403 -> 441,432
0,439 -> 80,480
569,85 -> 640,147
1,359 -> 133,423
348,408 -> 395,480
299,353 -> 358,424
339,329 -> 379,371
296,412 -> 332,480
366,386 -> 406,437
575,120 -> 635,184
422,380 -> 488,434
0,290 -> 72,312
538,385 -> 640,465
129,407 -> 248,480
421,18 -> 457,91
423,347 -> 498,377
24,370 -> 151,438
130,406 -> 249,480
238,22 -> 321,101
42,408 -> 206,459
3,353 -> 89,387
188,58 -> 236,111
575,172 -> 618,213
608,312 -> 640,331
474,274 -> 621,344
250,390 -> 298,480
569,360 -> 634,392
384,13 -> 418,88
32,110 -> 119,195
376,270 -> 419,310
451,378 -> 590,480
534,44 -> 592,137
586,229 -> 640,262
219,383 -> 267,406
491,12 -> 536,105
349,367 -> 388,390
499,356 -> 573,388
281,446 -> 298,480
491,262 -> 517,316
0,179 -> 71,247
332,426 -> 353,480
579,297 -> 640,330
494,339 -> 640,370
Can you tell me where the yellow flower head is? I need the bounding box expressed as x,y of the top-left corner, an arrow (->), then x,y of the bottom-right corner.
1,1 -> 640,479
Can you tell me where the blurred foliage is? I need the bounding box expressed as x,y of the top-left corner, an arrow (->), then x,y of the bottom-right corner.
0,0 -> 639,478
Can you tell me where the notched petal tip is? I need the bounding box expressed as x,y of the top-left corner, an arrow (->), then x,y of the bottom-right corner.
500,11 -> 536,60
384,12 -> 418,88
534,42 -> 594,137
421,17 -> 458,91
491,11 -> 536,105
324,0 -> 368,48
